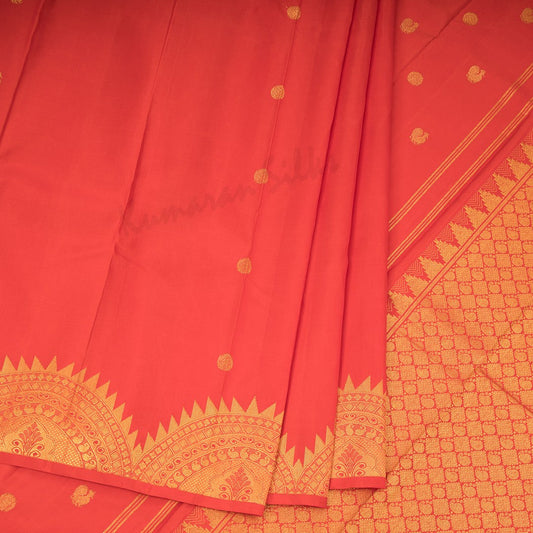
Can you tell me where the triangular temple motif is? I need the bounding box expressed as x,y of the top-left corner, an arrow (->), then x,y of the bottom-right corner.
330,376 -> 386,487
0,356 -> 136,476
386,135 -> 532,332
269,427 -> 335,499
0,356 -> 283,508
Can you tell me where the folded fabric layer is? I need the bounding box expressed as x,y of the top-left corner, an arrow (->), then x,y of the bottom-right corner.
267,0 -> 392,507
0,0 -> 390,516
329,0 -> 394,492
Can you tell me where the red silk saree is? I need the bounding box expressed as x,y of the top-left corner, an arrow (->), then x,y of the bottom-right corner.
0,0 -> 532,531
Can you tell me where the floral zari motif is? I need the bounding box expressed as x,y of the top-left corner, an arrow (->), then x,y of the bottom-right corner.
70,485 -> 95,507
331,376 -> 386,484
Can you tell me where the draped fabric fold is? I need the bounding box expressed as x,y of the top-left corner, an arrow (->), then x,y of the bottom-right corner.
0,0 -> 390,516
0,0 -> 531,531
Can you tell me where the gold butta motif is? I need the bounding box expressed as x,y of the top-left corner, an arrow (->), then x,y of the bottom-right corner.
216,352 -> 234,371
410,128 -> 429,145
462,12 -> 479,25
270,85 -> 285,100
467,65 -> 486,84
236,257 -> 252,274
253,168 -> 269,184
400,18 -> 419,34
520,8 -> 533,23
0,493 -> 16,512
407,71 -> 424,86
286,6 -> 301,20
71,485 -> 95,507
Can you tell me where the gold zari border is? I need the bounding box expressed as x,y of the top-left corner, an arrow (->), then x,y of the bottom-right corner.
331,377 -> 386,482
0,357 -> 282,506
